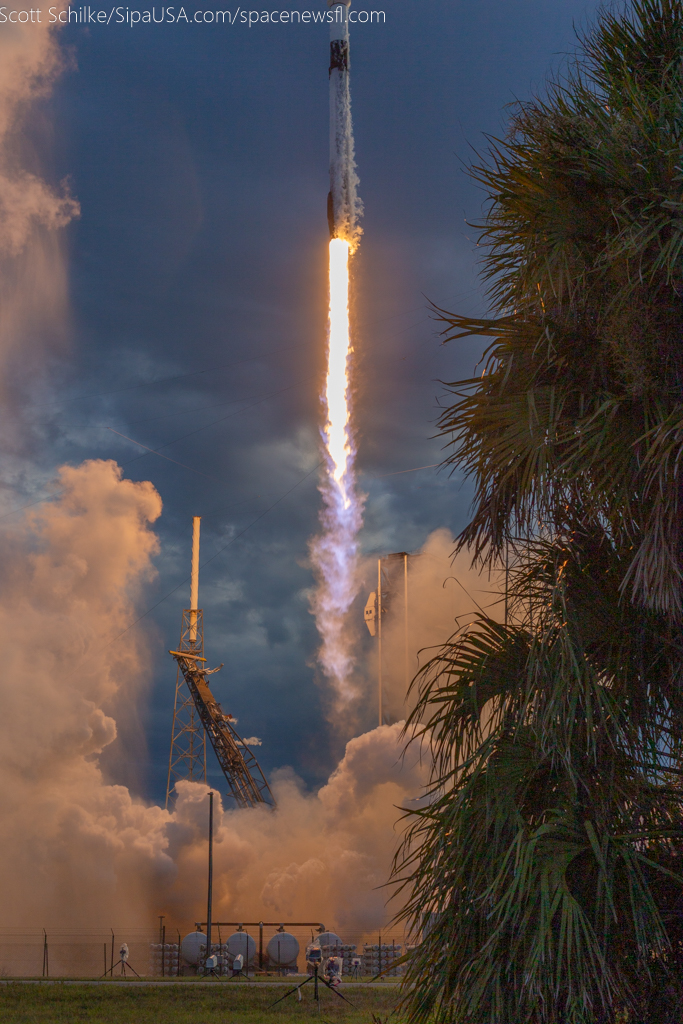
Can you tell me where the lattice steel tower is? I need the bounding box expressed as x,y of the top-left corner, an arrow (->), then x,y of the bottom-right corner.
165,517 -> 275,810
166,517 -> 207,807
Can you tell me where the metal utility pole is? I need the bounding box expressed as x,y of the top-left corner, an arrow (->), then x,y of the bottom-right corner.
166,517 -> 207,807
206,791 -> 213,965
377,558 -> 382,727
404,553 -> 409,693
504,539 -> 509,626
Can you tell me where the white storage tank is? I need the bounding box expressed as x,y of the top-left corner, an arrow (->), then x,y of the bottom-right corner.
227,931 -> 256,965
317,931 -> 343,950
267,932 -> 300,970
181,932 -> 207,966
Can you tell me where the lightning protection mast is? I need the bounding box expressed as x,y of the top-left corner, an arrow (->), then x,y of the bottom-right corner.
364,553 -> 411,727
166,517 -> 207,806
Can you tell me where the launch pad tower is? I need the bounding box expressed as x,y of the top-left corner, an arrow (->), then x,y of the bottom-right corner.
165,518 -> 275,810
166,518 -> 207,804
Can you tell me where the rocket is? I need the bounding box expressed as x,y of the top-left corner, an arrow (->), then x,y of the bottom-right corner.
327,0 -> 361,244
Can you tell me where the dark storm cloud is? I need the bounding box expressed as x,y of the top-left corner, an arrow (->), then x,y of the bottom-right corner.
10,0 -> 600,801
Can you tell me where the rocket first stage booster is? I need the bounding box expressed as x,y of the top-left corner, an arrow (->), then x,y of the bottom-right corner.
327,0 -> 362,245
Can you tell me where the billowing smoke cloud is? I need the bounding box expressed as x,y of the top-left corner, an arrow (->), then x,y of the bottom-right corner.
0,459 -> 169,929
0,21 -> 79,402
0,459 -> 429,938
164,723 -> 428,936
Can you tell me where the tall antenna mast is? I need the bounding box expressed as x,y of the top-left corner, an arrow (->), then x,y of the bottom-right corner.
190,516 -> 200,641
166,517 -> 207,807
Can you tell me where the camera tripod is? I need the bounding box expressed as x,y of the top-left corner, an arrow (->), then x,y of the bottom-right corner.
268,964 -> 356,1013
102,958 -> 140,978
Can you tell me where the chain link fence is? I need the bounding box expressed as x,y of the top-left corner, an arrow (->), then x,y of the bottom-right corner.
0,928 -> 412,978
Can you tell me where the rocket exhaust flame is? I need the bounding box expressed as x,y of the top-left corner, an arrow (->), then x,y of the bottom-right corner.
326,238 -> 352,494
310,239 -> 363,698
310,247 -> 363,697
310,1 -> 364,700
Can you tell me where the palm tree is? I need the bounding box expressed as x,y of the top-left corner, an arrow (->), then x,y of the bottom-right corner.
394,3 -> 683,1021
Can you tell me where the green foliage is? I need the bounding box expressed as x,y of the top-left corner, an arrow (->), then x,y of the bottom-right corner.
396,539 -> 683,1022
0,981 -> 401,1024
394,2 -> 683,1021
437,0 -> 683,615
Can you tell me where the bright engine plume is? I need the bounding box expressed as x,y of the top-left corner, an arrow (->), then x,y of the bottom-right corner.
310,0 -> 364,701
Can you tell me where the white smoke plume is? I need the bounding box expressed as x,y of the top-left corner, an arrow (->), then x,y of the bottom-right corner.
0,459 -> 429,938
308,459 -> 365,705
165,723 -> 428,936
0,21 -> 79,401
0,459 -> 169,930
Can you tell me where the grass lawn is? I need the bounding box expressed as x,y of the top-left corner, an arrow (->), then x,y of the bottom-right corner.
0,981 -> 405,1023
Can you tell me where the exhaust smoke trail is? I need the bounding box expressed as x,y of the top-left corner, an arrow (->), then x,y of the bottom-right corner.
310,0 -> 364,701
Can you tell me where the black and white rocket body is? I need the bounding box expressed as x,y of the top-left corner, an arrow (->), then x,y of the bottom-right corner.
327,0 -> 362,245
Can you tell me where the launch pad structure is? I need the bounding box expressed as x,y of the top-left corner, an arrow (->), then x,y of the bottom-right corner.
166,517 -> 275,810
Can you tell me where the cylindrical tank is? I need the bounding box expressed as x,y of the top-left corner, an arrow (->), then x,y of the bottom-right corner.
227,931 -> 256,964
267,932 -> 300,969
181,932 -> 207,966
317,931 -> 343,949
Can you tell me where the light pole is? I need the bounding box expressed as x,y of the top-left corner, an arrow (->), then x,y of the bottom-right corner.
377,558 -> 383,727
206,791 -> 213,968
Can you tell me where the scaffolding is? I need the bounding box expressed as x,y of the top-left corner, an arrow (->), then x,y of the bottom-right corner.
165,608 -> 208,806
